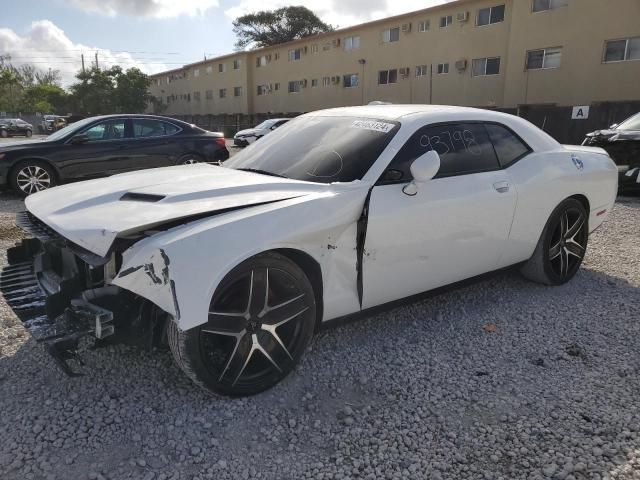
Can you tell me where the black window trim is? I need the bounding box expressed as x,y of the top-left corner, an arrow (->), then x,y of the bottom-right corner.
67,118 -> 131,144
375,120 -> 533,185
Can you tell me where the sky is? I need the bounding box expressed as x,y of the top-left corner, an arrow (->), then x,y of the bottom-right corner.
1,0 -> 450,86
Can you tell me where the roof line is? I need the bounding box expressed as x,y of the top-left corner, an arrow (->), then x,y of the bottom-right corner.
150,0 -> 469,78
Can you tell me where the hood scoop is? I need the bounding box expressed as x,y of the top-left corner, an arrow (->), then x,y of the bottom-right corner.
120,192 -> 166,203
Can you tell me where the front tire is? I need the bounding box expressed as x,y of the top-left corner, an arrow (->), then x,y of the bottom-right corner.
0,130 -> 7,138
25,129 -> 32,138
168,252 -> 316,397
10,160 -> 57,196
520,198 -> 588,286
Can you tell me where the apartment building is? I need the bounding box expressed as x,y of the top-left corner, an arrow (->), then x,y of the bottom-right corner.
149,0 -> 640,121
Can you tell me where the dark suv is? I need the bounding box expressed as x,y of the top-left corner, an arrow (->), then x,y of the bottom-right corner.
0,114 -> 229,195
0,118 -> 33,138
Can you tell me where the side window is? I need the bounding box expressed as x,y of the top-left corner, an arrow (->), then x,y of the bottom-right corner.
133,119 -> 179,138
83,120 -> 126,141
381,123 -> 500,182
485,123 -> 531,167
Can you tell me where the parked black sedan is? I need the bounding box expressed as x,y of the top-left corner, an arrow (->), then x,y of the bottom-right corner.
0,118 -> 34,138
583,112 -> 640,193
0,114 -> 229,195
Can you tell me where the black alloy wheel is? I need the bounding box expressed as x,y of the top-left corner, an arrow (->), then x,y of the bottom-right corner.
521,198 -> 589,286
547,206 -> 588,280
168,253 -> 316,396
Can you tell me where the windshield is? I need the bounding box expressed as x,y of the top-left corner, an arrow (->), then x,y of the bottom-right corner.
46,117 -> 95,141
254,120 -> 277,130
617,113 -> 640,131
225,116 -> 400,183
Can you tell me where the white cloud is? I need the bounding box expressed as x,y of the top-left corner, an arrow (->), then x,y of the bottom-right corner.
225,0 -> 453,30
0,20 -> 168,87
63,0 -> 219,18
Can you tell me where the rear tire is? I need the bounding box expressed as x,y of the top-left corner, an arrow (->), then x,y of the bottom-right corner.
168,252 -> 316,397
520,198 -> 588,286
178,153 -> 203,165
0,130 -> 7,138
25,129 -> 32,138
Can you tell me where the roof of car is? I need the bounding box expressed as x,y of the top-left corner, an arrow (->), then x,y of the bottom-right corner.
74,114 -> 192,125
307,104 -> 514,121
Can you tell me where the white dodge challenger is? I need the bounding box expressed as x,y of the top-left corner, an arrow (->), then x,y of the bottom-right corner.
2,105 -> 618,396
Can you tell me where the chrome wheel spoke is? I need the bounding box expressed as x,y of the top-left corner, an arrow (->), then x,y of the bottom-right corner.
559,248 -> 569,277
549,242 -> 562,260
248,268 -> 269,317
565,242 -> 584,259
229,334 -> 282,386
565,215 -> 585,241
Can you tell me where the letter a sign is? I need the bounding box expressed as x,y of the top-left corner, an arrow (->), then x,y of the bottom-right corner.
572,106 -> 590,120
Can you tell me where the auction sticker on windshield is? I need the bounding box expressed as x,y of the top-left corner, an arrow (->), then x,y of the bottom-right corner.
351,120 -> 395,133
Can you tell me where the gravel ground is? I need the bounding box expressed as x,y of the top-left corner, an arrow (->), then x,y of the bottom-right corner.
0,192 -> 639,480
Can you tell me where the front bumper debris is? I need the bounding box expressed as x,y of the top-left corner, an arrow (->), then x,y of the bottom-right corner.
1,216 -> 116,376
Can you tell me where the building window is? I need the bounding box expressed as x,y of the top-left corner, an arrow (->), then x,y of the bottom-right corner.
257,55 -> 269,67
378,69 -> 398,85
311,44 -> 319,53
476,5 -> 505,26
526,47 -> 562,69
440,15 -> 453,28
382,27 -> 400,43
219,88 -> 226,98
193,91 -> 201,101
205,89 -> 213,100
472,57 -> 501,76
257,85 -> 268,96
416,65 -> 428,77
274,83 -> 280,91
194,69 -> 200,77
532,0 -> 568,12
604,37 -> 640,63
288,49 -> 302,61
437,63 -> 449,74
206,65 -> 213,74
343,74 -> 359,88
322,76 -> 331,87
218,63 -> 225,73
344,36 -> 360,50
233,59 -> 241,70
311,78 -> 319,87
234,86 -> 242,97
418,20 -> 430,32
322,43 -> 331,51
288,80 -> 303,93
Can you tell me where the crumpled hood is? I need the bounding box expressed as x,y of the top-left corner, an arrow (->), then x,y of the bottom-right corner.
25,164 -> 329,257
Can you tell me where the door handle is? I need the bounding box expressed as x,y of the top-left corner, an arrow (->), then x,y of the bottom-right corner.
493,181 -> 510,193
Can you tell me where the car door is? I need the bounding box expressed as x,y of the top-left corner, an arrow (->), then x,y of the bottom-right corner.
56,118 -> 129,179
362,122 -> 518,309
121,118 -> 181,171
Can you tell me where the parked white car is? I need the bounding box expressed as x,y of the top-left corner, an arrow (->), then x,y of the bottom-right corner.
233,118 -> 290,146
3,105 -> 618,396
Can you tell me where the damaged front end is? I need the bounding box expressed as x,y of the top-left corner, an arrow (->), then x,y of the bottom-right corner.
2,212 -> 167,376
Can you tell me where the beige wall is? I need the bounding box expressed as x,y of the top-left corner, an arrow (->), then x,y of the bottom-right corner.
149,0 -> 640,117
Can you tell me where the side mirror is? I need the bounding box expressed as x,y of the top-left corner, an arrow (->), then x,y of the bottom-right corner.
403,151 -> 441,196
609,124 -> 619,130
70,134 -> 89,144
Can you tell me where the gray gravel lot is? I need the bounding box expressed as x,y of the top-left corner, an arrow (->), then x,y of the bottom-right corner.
0,192 -> 639,480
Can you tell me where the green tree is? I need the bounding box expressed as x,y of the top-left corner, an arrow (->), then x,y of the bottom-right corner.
232,6 -> 333,50
115,67 -> 151,113
69,66 -> 152,115
19,84 -> 69,114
